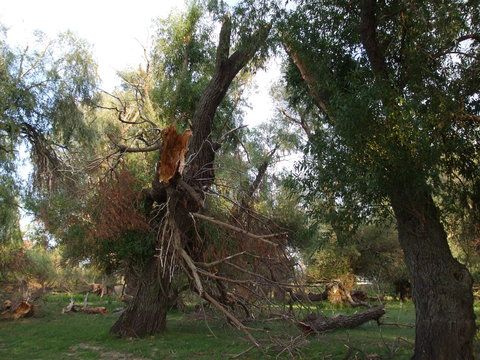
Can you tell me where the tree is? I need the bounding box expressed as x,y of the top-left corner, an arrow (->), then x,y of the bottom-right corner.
0,26 -> 98,283
281,0 -> 479,358
104,10 -> 271,337
0,29 -> 98,191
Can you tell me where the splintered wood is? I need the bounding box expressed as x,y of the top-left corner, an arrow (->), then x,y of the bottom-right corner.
158,126 -> 192,184
1,300 -> 34,320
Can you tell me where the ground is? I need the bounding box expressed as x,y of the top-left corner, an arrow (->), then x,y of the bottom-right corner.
0,294 -> 479,359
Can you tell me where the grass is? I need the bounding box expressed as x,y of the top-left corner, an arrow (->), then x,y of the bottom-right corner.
0,294 -> 478,359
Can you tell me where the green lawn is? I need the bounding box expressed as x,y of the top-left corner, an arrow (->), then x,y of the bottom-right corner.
0,294 -> 478,359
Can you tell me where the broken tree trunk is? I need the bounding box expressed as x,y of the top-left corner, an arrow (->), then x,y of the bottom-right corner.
298,306 -> 385,334
110,15 -> 270,339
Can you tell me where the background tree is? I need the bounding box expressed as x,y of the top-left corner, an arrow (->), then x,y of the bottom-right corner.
0,26 -> 98,288
280,0 -> 479,358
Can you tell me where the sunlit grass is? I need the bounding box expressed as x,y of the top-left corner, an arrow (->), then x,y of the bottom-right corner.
0,294 -> 476,359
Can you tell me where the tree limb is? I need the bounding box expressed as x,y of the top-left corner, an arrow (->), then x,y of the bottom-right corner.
190,212 -> 279,246
283,42 -> 331,118
359,0 -> 389,79
216,16 -> 232,69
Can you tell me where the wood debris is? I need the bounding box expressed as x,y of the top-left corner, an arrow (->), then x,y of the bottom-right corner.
158,126 -> 192,184
62,296 -> 108,315
298,306 -> 385,334
1,300 -> 34,320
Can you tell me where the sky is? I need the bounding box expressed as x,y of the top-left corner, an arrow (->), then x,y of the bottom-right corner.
1,0 -> 284,231
0,0 -> 278,128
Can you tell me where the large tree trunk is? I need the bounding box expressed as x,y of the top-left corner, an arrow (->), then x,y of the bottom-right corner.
390,185 -> 476,360
110,259 -> 171,337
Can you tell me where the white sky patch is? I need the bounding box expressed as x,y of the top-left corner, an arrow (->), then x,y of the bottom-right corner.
0,0 -> 183,90
243,56 -> 282,128
1,0 -> 280,125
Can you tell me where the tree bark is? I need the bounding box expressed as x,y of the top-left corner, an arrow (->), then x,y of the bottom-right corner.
390,185 -> 476,360
298,306 -> 385,333
110,259 -> 171,337
358,1 -> 476,357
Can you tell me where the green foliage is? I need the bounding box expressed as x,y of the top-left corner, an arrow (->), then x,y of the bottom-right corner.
24,246 -> 57,286
304,223 -> 406,284
306,245 -> 355,282
0,175 -> 22,245
352,225 -> 407,283
280,1 -> 480,240
151,2 -> 215,125
0,29 -> 99,178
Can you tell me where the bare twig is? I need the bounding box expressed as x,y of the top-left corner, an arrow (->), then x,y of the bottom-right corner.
190,213 -> 279,246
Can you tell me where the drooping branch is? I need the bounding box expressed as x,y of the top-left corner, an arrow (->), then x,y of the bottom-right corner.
190,212 -> 279,246
21,122 -> 63,192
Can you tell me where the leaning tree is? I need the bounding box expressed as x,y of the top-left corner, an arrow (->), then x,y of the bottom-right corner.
104,14 -> 272,338
280,0 -> 479,358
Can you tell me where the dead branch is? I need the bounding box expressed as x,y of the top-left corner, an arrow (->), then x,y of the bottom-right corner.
190,213 -> 279,246
202,291 -> 260,348
195,251 -> 247,268
173,223 -> 204,296
298,306 -> 385,334
179,179 -> 204,209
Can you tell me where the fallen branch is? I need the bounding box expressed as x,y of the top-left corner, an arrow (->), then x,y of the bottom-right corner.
1,301 -> 34,320
298,306 -> 385,334
62,299 -> 108,315
379,321 -> 414,328
202,291 -> 260,348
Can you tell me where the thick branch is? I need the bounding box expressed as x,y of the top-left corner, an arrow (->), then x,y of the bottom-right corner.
216,16 -> 232,69
245,146 -> 277,200
283,43 -> 330,118
457,34 -> 480,43
359,0 -> 389,79
298,306 -> 385,334
187,20 -> 270,187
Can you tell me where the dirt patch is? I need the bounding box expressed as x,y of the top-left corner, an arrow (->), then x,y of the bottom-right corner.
68,343 -> 150,360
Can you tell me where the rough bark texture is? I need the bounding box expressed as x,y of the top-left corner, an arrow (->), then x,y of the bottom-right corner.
298,306 -> 385,334
186,20 -> 270,189
390,185 -> 476,360
358,1 -> 476,358
110,259 -> 170,337
288,26 -> 477,352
